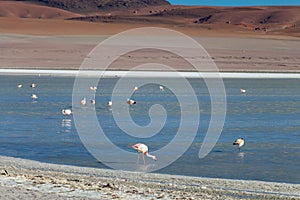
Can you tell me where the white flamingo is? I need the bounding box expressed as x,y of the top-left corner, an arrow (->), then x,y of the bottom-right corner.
132,143 -> 157,164
30,83 -> 37,88
89,86 -> 97,91
62,109 -> 72,116
240,89 -> 246,93
233,138 -> 245,150
90,99 -> 96,105
159,85 -> 164,91
17,84 -> 23,88
31,94 -> 38,100
127,98 -> 136,105
107,100 -> 112,107
133,86 -> 138,91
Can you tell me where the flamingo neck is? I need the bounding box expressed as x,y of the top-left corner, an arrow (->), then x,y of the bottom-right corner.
145,152 -> 156,160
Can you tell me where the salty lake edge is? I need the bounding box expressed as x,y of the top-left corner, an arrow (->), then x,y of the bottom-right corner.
2,69 -> 300,78
0,155 -> 299,200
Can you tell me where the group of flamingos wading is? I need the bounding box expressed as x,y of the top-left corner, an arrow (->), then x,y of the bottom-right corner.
20,83 -> 246,164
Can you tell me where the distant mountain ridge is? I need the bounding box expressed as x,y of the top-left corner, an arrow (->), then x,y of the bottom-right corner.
17,0 -> 171,12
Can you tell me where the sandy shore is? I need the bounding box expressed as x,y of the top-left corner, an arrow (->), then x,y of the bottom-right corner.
0,156 -> 299,200
0,34 -> 299,72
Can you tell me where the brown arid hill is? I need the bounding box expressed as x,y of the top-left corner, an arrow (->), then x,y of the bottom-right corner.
0,1 -> 81,18
15,0 -> 171,13
0,1 -> 299,37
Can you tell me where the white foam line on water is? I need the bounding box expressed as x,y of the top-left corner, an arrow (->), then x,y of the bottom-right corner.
1,69 -> 300,78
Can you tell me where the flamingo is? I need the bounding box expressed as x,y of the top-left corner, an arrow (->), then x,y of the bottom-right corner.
31,94 -> 38,100
159,85 -> 164,91
233,138 -> 245,150
127,98 -> 136,105
17,84 -> 23,88
89,86 -> 97,91
132,143 -> 157,164
240,89 -> 246,93
80,98 -> 86,105
30,83 -> 37,88
133,86 -> 138,91
62,109 -> 72,116
107,100 -> 112,107
90,99 -> 96,105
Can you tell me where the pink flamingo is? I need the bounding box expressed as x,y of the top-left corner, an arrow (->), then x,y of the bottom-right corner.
80,98 -> 86,105
132,143 -> 157,164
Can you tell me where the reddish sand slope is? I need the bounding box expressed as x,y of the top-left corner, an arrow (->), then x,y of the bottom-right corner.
0,1 -> 299,37
0,1 -> 81,18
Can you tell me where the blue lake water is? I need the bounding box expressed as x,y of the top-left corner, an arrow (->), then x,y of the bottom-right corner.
0,75 -> 299,183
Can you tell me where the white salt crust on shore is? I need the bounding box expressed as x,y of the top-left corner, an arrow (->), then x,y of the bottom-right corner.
2,69 -> 300,78
0,156 -> 299,200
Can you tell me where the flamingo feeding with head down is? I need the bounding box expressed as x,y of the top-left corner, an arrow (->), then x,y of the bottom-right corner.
127,98 -> 136,105
132,143 -> 157,164
233,138 -> 245,150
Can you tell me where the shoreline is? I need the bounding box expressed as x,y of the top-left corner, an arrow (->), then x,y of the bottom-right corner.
2,69 -> 300,78
0,155 -> 299,199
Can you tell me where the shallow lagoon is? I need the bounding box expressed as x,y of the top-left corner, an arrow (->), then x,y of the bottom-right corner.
0,75 -> 299,183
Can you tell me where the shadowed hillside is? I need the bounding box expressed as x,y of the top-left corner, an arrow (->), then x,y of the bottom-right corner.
17,0 -> 171,12
155,6 -> 300,32
0,1 -> 81,18
66,5 -> 300,35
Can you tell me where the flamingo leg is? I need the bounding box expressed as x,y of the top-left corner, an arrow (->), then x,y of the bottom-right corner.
142,154 -> 146,165
137,153 -> 140,164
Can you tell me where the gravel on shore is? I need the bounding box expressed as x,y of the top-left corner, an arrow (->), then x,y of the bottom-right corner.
0,156 -> 299,200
